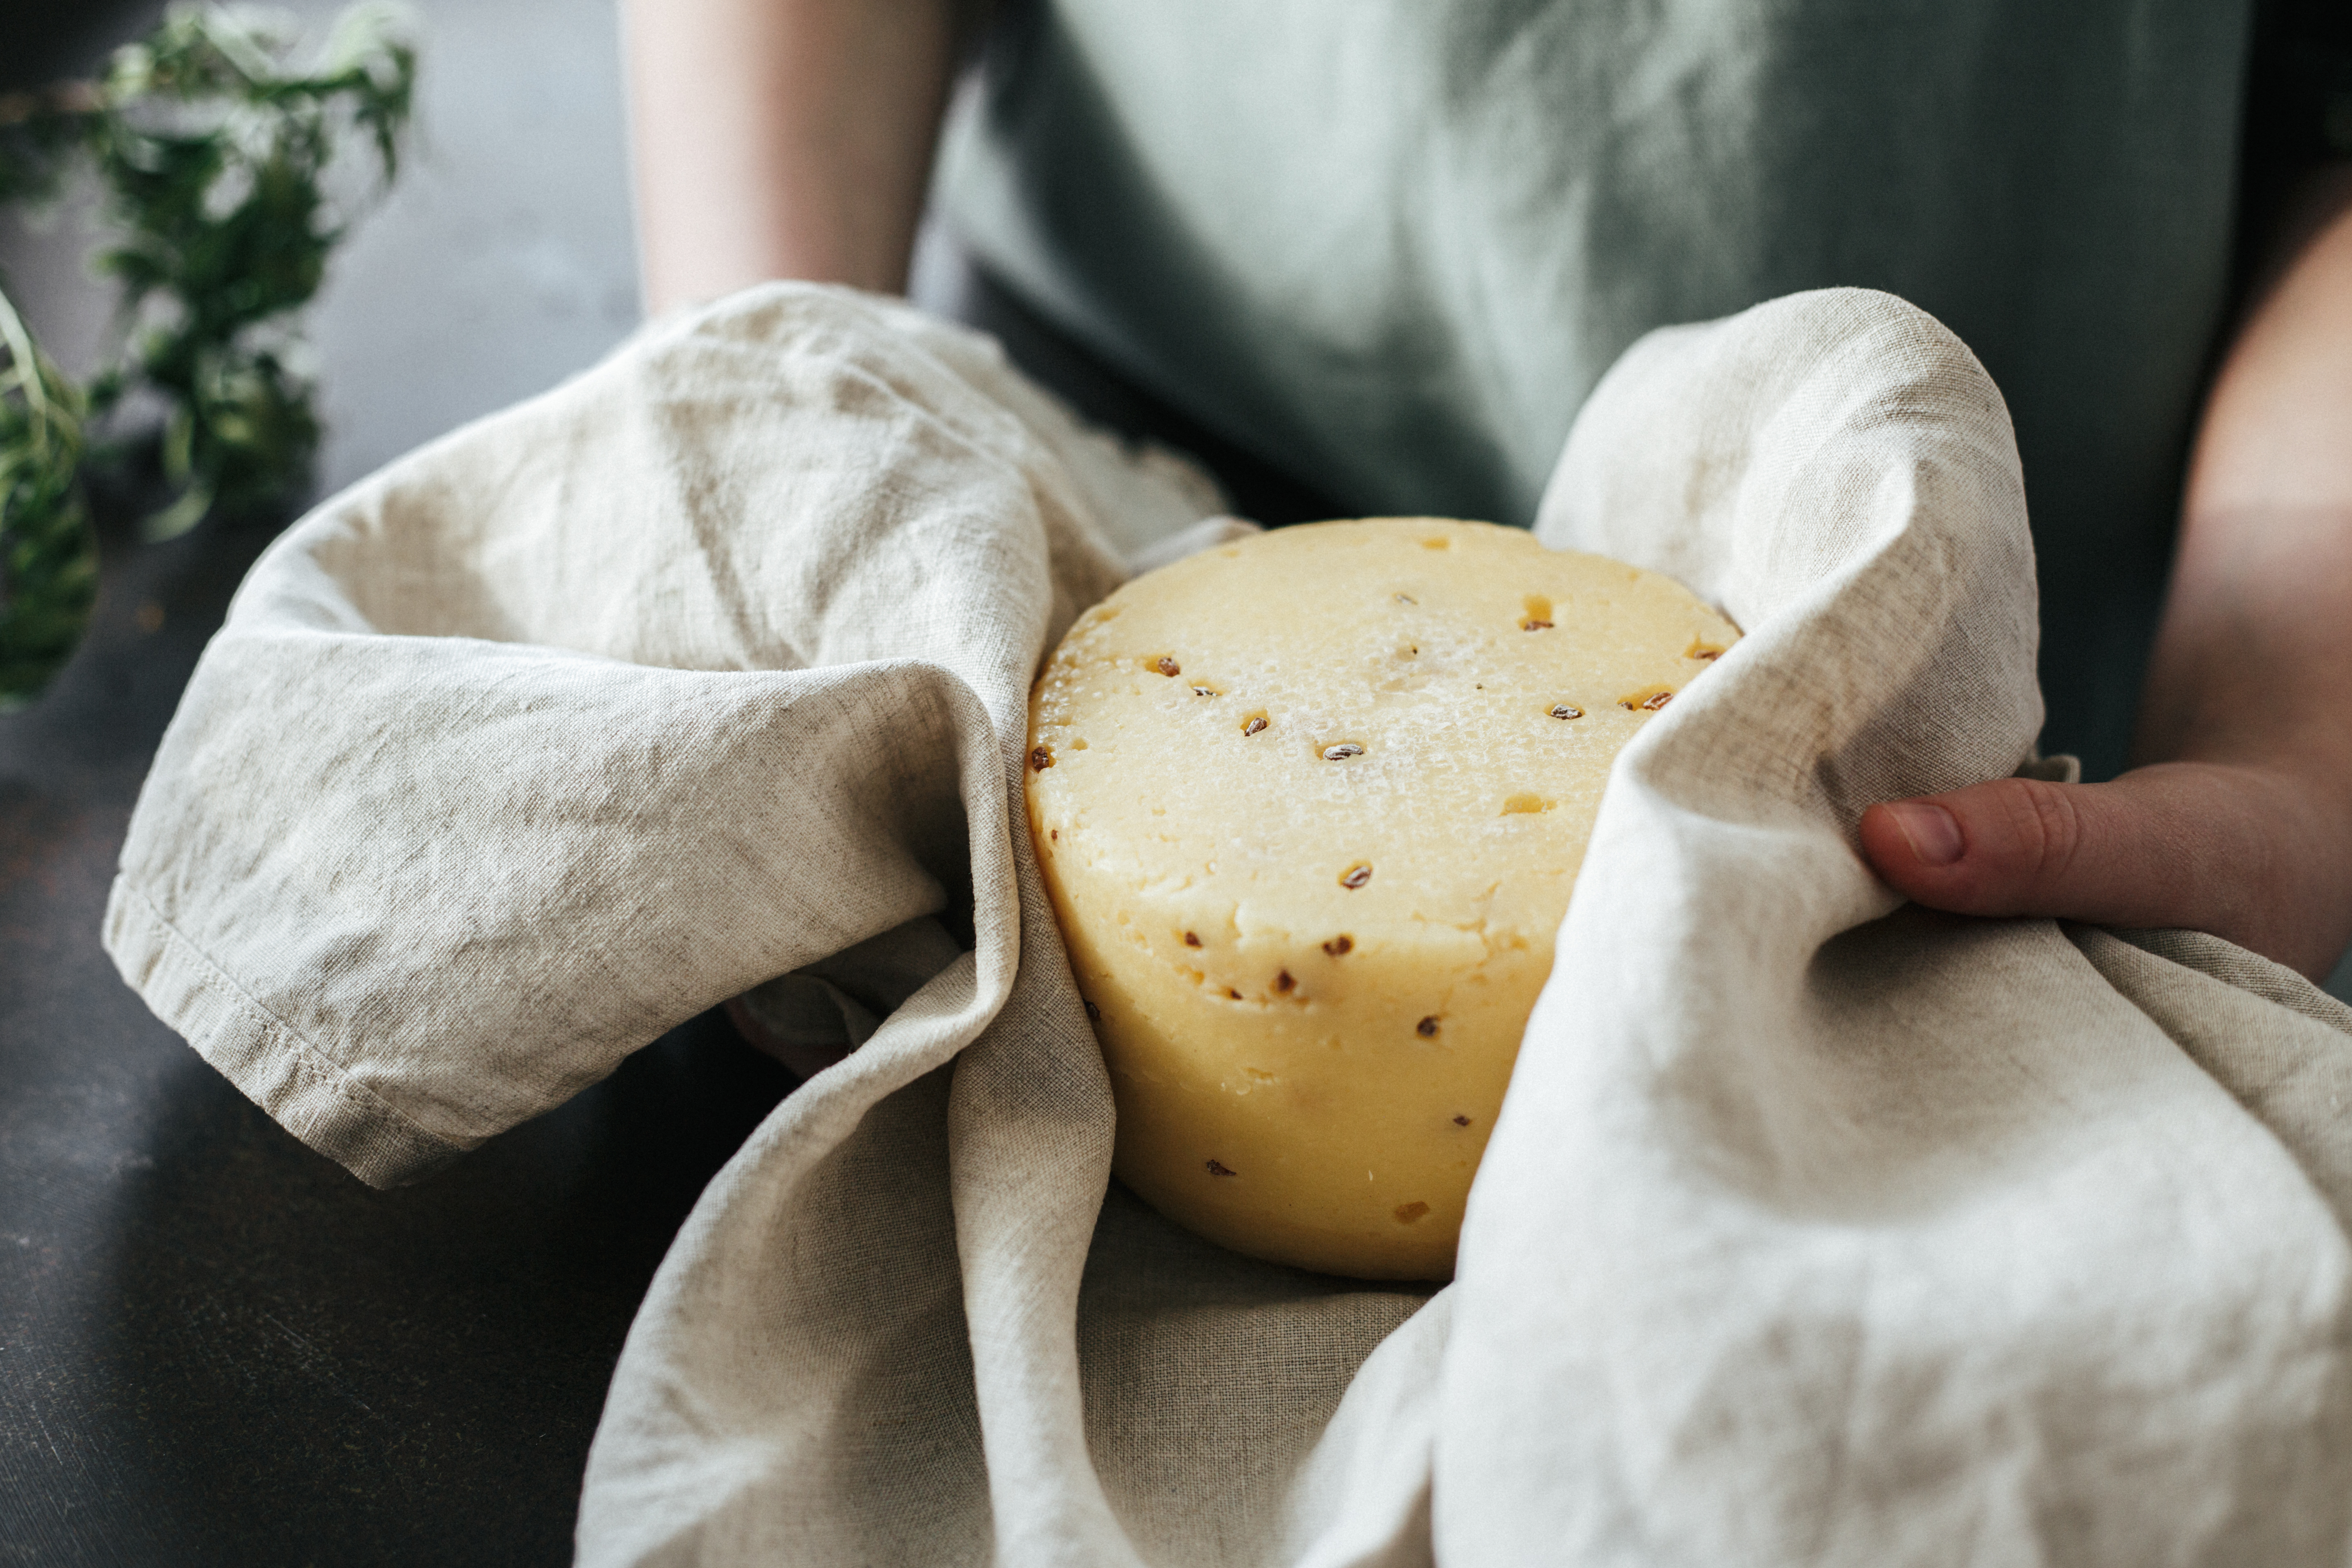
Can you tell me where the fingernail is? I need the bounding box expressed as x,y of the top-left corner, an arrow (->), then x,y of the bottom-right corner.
1886,802 -> 1964,867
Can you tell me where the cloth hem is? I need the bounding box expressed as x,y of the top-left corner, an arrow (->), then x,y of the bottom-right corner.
101,875 -> 463,1188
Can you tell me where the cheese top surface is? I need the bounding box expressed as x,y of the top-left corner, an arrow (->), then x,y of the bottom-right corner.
1025,517 -> 1737,1278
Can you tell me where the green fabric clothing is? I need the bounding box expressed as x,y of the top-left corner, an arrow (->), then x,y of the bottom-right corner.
935,0 -> 2254,776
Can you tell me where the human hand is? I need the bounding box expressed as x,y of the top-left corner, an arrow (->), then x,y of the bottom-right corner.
1866,165 -> 2352,986
1860,762 -> 2352,981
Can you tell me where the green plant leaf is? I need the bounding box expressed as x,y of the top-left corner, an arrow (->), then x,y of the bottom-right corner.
0,2 -> 417,694
0,289 -> 97,709
13,2 -> 419,531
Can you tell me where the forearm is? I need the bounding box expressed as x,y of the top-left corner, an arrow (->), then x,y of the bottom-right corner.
2138,167 -> 2352,782
2117,168 -> 2352,973
621,0 -> 960,312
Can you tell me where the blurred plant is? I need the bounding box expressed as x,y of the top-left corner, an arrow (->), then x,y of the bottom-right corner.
0,290 -> 93,710
0,2 -> 415,705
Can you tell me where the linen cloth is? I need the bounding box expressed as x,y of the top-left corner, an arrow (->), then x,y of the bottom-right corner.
103,283 -> 2352,1565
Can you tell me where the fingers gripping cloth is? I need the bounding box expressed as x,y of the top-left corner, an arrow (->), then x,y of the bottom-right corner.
105,284 -> 2352,1566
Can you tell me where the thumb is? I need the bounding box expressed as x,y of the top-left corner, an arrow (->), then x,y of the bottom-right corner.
1856,766 -> 2254,933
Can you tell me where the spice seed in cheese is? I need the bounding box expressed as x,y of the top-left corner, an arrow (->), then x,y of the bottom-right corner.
1025,517 -> 1739,1280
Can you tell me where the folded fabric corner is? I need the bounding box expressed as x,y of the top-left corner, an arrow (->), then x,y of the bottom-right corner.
103,873 -> 465,1187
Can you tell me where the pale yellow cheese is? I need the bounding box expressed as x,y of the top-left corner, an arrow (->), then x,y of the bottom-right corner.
1025,518 -> 1738,1279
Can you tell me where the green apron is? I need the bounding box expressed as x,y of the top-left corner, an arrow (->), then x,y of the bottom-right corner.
937,0 -> 2255,776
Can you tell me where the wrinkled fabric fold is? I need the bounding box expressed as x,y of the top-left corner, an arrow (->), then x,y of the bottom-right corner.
104,283 -> 2352,1566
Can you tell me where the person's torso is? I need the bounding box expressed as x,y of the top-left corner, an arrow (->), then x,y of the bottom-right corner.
937,0 -> 2254,771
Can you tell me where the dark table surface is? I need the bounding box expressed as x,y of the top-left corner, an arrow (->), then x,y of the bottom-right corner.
0,500 -> 799,1565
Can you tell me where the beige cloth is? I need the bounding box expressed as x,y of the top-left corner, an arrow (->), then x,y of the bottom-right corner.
104,283 -> 2352,1565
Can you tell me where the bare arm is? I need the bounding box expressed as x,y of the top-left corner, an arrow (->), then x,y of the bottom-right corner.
2143,168 -> 2352,779
621,0 -> 960,312
1863,169 -> 2352,980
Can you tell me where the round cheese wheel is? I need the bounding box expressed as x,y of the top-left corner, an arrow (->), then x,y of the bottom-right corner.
1025,518 -> 1738,1278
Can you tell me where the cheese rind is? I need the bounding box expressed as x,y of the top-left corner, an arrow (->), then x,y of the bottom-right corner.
1025,518 -> 1738,1279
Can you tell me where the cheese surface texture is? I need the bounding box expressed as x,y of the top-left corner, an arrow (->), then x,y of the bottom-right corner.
1025,518 -> 1738,1278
